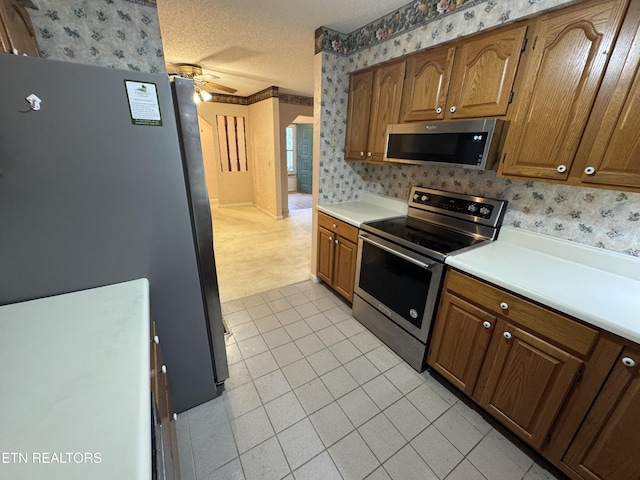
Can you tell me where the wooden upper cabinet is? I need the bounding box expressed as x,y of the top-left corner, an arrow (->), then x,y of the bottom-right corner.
400,24 -> 527,123
345,69 -> 374,160
400,45 -> 456,122
344,61 -> 405,162
0,0 -> 39,56
573,0 -> 640,191
448,24 -> 528,119
500,0 -> 629,181
367,61 -> 406,162
474,318 -> 583,450
562,347 -> 640,480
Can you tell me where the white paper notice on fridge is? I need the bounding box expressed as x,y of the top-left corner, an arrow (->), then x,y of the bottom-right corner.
124,80 -> 162,126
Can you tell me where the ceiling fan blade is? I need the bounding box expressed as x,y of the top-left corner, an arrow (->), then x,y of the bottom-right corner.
201,80 -> 237,94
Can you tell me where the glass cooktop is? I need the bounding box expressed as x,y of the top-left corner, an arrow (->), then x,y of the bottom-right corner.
361,216 -> 486,260
359,187 -> 507,261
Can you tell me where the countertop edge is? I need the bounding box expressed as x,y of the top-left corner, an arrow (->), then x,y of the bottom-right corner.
445,230 -> 640,345
317,195 -> 407,227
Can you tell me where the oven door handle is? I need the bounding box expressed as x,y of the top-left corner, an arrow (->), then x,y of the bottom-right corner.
359,234 -> 431,269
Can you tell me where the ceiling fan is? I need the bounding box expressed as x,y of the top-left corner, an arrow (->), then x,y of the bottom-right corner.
167,63 -> 238,99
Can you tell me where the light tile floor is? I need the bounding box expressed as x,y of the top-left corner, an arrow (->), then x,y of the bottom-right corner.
176,280 -> 562,480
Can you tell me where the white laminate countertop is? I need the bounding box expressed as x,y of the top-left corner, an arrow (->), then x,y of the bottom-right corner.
317,192 -> 408,227
446,227 -> 640,344
0,279 -> 150,480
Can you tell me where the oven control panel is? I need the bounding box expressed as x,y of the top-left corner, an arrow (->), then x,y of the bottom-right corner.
411,191 -> 493,219
409,187 -> 507,226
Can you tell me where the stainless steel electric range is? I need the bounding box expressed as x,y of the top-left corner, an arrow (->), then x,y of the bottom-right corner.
352,186 -> 508,371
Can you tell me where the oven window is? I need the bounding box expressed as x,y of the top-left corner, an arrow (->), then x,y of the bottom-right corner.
358,240 -> 433,328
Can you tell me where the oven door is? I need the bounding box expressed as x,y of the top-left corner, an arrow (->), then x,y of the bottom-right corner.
355,233 -> 444,343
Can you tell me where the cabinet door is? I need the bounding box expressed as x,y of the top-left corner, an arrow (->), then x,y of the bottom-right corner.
345,69 -> 374,160
316,226 -> 335,286
500,0 -> 628,180
474,319 -> 582,449
575,1 -> 640,190
563,348 -> 640,480
332,237 -> 357,302
427,292 -> 495,395
0,0 -> 39,56
400,46 -> 455,122
447,24 -> 528,119
367,61 -> 406,162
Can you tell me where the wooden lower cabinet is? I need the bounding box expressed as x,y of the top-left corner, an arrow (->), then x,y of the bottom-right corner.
427,269 -> 640,480
151,319 -> 181,480
427,292 -> 495,395
473,318 -> 582,449
316,212 -> 359,302
429,270 -> 589,450
562,347 -> 640,480
332,235 -> 358,300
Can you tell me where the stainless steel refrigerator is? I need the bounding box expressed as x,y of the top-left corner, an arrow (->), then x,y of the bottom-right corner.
0,54 -> 228,413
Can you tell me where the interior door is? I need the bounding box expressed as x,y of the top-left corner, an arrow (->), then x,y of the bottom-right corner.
296,123 -> 313,193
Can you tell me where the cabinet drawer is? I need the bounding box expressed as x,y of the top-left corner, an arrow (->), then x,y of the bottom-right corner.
318,212 -> 359,243
445,270 -> 598,356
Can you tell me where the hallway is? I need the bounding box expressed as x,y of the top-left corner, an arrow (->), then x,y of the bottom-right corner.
210,201 -> 312,302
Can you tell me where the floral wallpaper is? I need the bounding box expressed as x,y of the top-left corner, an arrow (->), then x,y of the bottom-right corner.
317,0 -> 575,56
317,0 -> 640,256
28,0 -> 165,73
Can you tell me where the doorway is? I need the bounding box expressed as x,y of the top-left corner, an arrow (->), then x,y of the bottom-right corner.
286,122 -> 313,212
296,124 -> 313,194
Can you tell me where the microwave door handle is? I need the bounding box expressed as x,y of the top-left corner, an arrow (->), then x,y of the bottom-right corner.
359,234 -> 431,269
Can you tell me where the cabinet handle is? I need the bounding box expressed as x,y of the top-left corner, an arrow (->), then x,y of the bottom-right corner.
482,321 -> 491,329
503,331 -> 512,340
584,166 -> 596,176
436,107 -> 442,114
556,165 -> 567,173
328,236 -> 333,241
367,152 -> 372,157
334,239 -> 339,244
332,223 -> 337,228
622,357 -> 636,367
153,335 -> 159,344
161,364 -> 167,374
449,106 -> 456,113
500,302 -> 509,310
360,151 -> 364,157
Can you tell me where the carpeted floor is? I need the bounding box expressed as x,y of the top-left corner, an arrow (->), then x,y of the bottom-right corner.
210,204 -> 312,302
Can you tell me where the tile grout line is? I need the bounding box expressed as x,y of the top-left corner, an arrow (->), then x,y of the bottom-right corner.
212,280 -> 556,480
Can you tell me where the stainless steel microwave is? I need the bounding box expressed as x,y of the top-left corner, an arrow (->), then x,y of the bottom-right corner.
384,118 -> 507,170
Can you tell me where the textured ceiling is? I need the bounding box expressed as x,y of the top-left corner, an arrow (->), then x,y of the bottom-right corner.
156,0 -> 410,97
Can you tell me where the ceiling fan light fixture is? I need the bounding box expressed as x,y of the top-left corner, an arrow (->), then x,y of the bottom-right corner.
199,89 -> 213,102
176,63 -> 203,78
192,87 -> 212,103
169,62 -> 238,95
